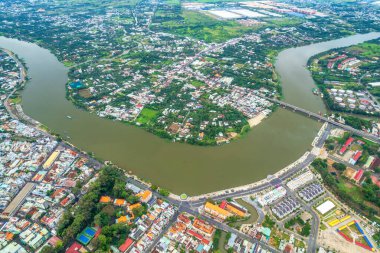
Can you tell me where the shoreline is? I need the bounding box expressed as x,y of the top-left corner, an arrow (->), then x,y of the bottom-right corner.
248,112 -> 267,128
4,32 -> 372,194
1,46 -> 329,201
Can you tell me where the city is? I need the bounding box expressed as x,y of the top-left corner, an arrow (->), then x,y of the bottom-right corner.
0,0 -> 380,253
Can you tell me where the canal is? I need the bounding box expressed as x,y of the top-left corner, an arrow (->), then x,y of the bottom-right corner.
0,32 -> 379,195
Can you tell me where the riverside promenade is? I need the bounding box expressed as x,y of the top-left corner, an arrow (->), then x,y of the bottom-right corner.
168,122 -> 331,203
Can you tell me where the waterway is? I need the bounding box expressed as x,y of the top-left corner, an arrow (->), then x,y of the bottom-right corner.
0,32 -> 379,195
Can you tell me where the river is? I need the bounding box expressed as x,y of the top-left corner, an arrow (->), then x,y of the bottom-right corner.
0,32 -> 379,195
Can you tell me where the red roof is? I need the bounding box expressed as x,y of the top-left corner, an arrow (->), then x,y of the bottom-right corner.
340,137 -> 354,154
187,229 -> 203,241
178,214 -> 191,224
352,151 -> 362,162
339,146 -> 347,154
66,242 -> 82,253
219,200 -> 227,209
345,137 -> 354,146
370,176 -> 380,187
119,238 -> 134,252
354,169 -> 364,181
94,227 -> 102,238
202,238 -> 210,245
48,236 -> 62,247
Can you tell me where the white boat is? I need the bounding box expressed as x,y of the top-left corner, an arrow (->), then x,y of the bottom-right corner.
66,115 -> 72,119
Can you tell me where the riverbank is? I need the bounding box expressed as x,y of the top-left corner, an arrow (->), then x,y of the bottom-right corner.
248,112 -> 267,128
1,34 -> 378,195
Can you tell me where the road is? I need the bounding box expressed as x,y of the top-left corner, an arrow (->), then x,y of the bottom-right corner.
125,124 -> 333,252
283,184 -> 320,253
259,95 -> 380,144
3,46 -> 326,252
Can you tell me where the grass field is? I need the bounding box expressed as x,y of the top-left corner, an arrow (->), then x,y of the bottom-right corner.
336,181 -> 363,203
136,108 -> 159,124
267,17 -> 303,27
152,10 -> 254,43
191,79 -> 205,88
349,40 -> 380,58
9,96 -> 22,104
63,61 -> 75,67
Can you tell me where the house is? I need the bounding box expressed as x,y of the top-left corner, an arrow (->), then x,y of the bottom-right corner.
339,137 -> 354,155
136,190 -> 152,203
192,218 -> 215,237
349,151 -> 362,165
66,242 -> 84,253
116,216 -> 128,224
114,199 -> 127,206
119,238 -> 134,253
353,169 -> 364,183
204,202 -> 232,221
99,196 -> 112,204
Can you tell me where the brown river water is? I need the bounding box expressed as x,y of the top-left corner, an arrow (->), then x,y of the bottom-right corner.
1,32 -> 379,195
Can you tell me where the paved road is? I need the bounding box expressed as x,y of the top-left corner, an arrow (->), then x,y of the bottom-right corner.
283,184 -> 320,253
260,95 -> 380,144
125,124 -> 333,252
182,206 -> 281,253
145,211 -> 180,252
126,178 -> 280,252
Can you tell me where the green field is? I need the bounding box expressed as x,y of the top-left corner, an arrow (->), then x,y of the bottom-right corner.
9,96 -> 22,104
152,10 -> 254,43
191,79 -> 205,88
267,17 -> 303,27
136,108 -> 159,125
349,41 -> 380,58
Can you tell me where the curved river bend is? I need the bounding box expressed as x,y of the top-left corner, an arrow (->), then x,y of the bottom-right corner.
1,32 -> 379,195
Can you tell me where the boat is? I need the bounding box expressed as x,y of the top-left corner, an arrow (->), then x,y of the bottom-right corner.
66,115 -> 72,119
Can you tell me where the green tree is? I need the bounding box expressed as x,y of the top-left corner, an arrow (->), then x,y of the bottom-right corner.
332,162 -> 346,171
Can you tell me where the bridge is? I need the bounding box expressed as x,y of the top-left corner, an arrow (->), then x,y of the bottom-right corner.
259,95 -> 380,144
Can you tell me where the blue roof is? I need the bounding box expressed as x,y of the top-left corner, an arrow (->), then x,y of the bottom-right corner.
77,234 -> 91,245
84,227 -> 96,237
227,233 -> 237,247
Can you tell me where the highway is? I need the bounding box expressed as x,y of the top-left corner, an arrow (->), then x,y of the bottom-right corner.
126,124 -> 333,252
259,95 -> 380,144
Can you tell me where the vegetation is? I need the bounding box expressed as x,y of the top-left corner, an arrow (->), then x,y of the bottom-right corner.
342,115 -> 372,130
151,10 -> 254,43
212,229 -> 222,250
312,158 -> 380,218
262,215 -> 275,228
56,166 -> 147,250
158,187 -> 171,197
136,108 -> 159,125
332,162 -> 346,171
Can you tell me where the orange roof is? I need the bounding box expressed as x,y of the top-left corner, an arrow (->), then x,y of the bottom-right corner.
117,216 -> 128,223
51,188 -> 65,198
99,196 -> 112,203
193,219 -> 214,234
226,204 -> 246,217
136,190 -> 152,202
114,199 -> 126,206
129,203 -> 141,211
148,214 -> 156,221
205,202 -> 231,217
60,197 -> 70,206
5,232 -> 14,241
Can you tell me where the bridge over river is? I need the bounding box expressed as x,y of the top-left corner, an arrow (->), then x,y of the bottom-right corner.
259,95 -> 380,144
